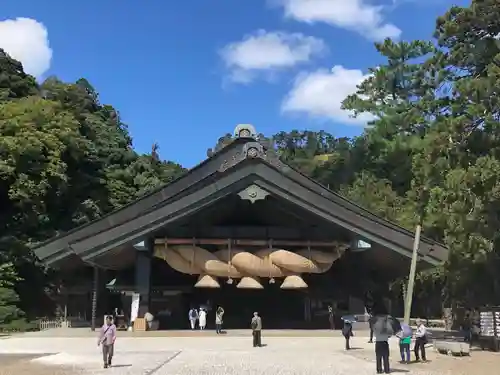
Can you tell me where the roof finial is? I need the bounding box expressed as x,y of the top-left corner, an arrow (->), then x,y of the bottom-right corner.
234,124 -> 257,139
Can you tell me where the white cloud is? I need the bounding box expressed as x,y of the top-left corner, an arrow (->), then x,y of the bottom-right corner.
274,0 -> 401,41
282,65 -> 375,125
220,30 -> 326,84
0,18 -> 52,77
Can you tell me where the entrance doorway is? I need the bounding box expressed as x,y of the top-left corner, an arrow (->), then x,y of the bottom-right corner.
186,284 -> 307,329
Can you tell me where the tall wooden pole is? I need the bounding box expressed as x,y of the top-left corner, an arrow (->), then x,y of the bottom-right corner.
404,224 -> 421,324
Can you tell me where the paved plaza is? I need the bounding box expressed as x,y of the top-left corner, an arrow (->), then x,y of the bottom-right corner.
0,334 -> 498,375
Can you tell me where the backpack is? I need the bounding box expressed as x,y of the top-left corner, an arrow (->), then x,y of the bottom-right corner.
251,318 -> 258,330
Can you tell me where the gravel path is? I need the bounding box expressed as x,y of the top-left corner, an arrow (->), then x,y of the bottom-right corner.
0,335 -> 498,375
0,354 -> 77,375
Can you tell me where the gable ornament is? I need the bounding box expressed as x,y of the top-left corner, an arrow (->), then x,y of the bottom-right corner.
234,124 -> 257,139
238,184 -> 269,203
217,125 -> 284,172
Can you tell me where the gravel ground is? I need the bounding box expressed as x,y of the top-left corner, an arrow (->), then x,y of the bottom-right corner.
0,335 -> 498,375
346,341 -> 500,375
0,354 -> 77,375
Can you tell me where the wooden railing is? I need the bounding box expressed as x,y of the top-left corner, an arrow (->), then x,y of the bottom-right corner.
37,319 -> 72,331
396,318 -> 446,328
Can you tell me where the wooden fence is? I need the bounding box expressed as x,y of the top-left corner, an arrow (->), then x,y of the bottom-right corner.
37,319 -> 72,331
396,318 -> 445,328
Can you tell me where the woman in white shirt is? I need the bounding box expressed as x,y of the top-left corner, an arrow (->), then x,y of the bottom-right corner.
414,319 -> 427,362
199,308 -> 207,330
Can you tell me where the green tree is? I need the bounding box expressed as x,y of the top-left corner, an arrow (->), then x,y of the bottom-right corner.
339,171 -> 410,225
272,130 -> 352,179
0,96 -> 98,240
0,263 -> 19,288
0,49 -> 38,100
0,288 -> 22,328
0,51 -> 186,318
337,0 -> 500,310
0,263 -> 23,329
0,96 -> 93,316
342,39 -> 437,197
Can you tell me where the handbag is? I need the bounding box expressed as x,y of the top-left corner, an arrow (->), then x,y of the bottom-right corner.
100,325 -> 112,345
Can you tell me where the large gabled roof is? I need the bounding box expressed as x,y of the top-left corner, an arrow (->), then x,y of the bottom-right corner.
33,125 -> 448,267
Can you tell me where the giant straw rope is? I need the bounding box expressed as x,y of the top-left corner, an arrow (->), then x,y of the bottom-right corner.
154,244 -> 348,289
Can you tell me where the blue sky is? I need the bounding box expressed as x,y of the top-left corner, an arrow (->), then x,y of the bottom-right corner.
0,0 -> 468,167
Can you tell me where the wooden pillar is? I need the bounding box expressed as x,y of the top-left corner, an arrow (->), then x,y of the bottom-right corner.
91,266 -> 98,331
304,295 -> 311,322
135,238 -> 153,317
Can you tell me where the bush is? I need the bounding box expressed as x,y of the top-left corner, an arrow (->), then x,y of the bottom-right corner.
0,319 -> 38,333
0,287 -> 24,327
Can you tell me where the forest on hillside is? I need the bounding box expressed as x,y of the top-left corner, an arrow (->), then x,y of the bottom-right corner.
1,0 -> 500,328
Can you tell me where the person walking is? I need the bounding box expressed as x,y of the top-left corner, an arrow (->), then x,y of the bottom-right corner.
342,320 -> 353,350
365,308 -> 374,344
215,306 -> 224,334
188,308 -> 198,330
328,306 -> 335,330
368,313 -> 374,343
199,308 -> 207,330
374,326 -> 391,374
414,319 -> 427,362
97,315 -> 117,369
251,312 -> 262,347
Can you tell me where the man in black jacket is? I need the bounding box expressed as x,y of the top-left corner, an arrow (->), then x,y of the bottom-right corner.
251,312 -> 262,347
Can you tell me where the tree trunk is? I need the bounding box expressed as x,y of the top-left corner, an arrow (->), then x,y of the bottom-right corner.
443,307 -> 453,331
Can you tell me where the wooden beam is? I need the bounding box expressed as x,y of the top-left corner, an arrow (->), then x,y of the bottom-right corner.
161,226 -> 338,241
154,238 -> 340,247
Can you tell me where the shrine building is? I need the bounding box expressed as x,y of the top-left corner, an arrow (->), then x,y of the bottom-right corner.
33,125 -> 448,330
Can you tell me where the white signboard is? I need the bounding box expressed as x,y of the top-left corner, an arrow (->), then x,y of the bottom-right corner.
130,293 -> 140,322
